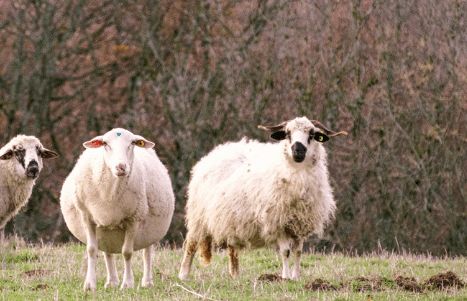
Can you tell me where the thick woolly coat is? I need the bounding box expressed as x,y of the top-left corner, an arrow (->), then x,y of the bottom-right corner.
0,136 -> 44,229
185,137 -> 336,249
60,146 -> 174,253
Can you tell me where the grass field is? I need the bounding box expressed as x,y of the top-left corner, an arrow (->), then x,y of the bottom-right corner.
0,237 -> 465,300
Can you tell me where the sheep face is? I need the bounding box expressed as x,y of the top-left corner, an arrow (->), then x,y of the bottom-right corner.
83,128 -> 155,178
259,117 -> 347,163
0,136 -> 58,180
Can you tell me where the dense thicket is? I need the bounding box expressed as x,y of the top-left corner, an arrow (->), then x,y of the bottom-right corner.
0,0 -> 465,255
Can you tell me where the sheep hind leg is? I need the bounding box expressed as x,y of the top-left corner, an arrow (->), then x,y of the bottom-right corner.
290,239 -> 304,280
141,245 -> 153,288
178,238 -> 198,280
278,239 -> 292,279
103,252 -> 119,288
228,246 -> 239,278
199,236 -> 212,266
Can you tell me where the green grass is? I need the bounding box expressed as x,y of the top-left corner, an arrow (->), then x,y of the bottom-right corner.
0,237 -> 465,300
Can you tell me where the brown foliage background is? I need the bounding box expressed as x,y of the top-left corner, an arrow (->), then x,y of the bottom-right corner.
0,0 -> 465,255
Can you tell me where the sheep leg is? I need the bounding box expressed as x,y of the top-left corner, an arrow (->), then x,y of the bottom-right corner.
81,213 -> 98,291
278,239 -> 291,279
103,252 -> 119,288
228,246 -> 239,278
141,245 -> 153,287
178,238 -> 198,280
121,222 -> 137,289
290,239 -> 304,280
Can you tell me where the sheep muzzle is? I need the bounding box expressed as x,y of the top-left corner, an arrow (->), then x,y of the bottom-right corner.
291,142 -> 307,162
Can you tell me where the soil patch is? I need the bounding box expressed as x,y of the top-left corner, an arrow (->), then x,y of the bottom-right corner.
257,273 -> 283,282
32,284 -> 48,290
302,271 -> 464,293
424,271 -> 464,290
23,269 -> 51,277
304,278 -> 338,291
395,276 -> 423,292
350,276 -> 383,292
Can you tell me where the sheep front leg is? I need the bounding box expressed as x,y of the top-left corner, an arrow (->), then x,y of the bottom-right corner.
178,236 -> 198,280
290,239 -> 304,280
121,222 -> 137,289
141,245 -> 153,287
277,239 -> 291,279
81,213 -> 98,291
103,252 -> 119,288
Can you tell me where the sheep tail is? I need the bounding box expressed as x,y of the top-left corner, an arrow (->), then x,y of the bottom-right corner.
199,236 -> 212,266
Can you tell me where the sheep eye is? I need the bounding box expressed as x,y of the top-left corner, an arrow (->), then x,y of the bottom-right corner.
313,133 -> 329,143
133,140 -> 145,147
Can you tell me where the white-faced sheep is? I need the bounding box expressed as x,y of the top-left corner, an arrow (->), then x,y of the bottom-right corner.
0,135 -> 58,231
60,128 -> 175,291
178,117 -> 347,280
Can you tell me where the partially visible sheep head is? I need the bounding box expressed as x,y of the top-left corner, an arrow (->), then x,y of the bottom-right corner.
0,135 -> 58,180
259,117 -> 347,163
83,128 -> 155,178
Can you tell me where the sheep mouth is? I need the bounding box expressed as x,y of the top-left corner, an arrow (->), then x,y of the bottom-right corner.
115,171 -> 128,177
293,155 -> 306,163
26,172 -> 39,179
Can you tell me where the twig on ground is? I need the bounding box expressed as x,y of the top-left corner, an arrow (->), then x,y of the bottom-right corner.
174,283 -> 220,301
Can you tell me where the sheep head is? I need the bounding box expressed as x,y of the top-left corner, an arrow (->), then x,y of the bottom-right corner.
0,135 -> 58,180
259,117 -> 347,163
83,128 -> 155,178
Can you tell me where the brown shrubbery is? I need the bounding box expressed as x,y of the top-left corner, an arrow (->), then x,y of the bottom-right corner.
0,0 -> 465,255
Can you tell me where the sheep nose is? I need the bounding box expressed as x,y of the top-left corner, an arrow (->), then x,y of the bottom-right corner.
115,163 -> 127,176
26,161 -> 39,179
291,142 -> 307,163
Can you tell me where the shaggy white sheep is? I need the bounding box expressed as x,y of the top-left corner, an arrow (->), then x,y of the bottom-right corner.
179,117 -> 347,280
60,128 -> 175,291
0,135 -> 58,230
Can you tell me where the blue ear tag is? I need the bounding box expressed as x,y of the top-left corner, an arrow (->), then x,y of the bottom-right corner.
116,132 -> 122,137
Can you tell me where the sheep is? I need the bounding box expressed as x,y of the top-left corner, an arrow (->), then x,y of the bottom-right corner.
60,128 -> 175,291
178,116 -> 347,280
0,135 -> 58,232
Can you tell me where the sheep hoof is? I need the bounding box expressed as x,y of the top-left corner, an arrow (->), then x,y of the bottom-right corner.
104,280 -> 119,289
178,271 -> 190,281
83,281 -> 96,292
290,274 -> 300,281
120,280 -> 134,289
141,278 -> 153,288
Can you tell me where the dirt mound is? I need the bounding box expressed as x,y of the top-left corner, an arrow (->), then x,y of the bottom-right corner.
424,271 -> 464,290
350,276 -> 384,292
257,273 -> 283,282
301,271 -> 464,293
32,284 -> 48,290
304,278 -> 338,291
395,276 -> 423,292
23,269 -> 51,277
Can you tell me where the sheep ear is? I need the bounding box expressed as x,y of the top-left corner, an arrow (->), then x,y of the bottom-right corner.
311,120 -> 348,137
132,135 -> 155,149
258,121 -> 287,132
83,136 -> 105,148
40,148 -> 59,159
0,149 -> 13,160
